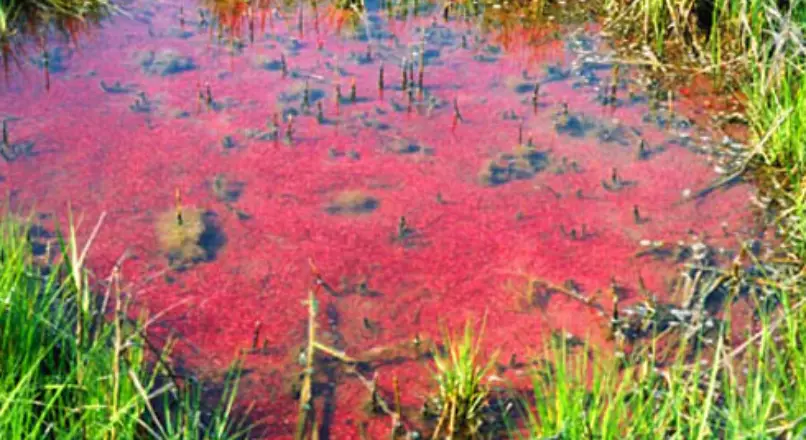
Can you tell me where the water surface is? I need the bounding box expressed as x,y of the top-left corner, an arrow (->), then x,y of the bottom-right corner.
0,0 -> 759,436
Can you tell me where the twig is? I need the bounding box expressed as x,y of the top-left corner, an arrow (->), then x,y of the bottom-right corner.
295,288 -> 318,440
313,341 -> 356,363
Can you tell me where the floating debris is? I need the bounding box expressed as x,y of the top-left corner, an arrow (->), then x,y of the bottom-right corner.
325,191 -> 379,215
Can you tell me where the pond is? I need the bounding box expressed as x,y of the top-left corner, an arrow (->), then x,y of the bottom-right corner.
0,0 -> 762,437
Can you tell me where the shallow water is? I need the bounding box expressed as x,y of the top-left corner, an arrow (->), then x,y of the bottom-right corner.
0,0 -> 759,437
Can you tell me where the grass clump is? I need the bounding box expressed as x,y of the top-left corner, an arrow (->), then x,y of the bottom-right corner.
0,212 -> 250,438
507,293 -> 806,438
427,320 -> 498,439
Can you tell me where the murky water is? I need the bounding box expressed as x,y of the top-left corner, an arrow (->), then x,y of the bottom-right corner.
0,0 -> 760,437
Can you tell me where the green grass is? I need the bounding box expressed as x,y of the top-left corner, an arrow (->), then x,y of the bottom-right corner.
504,293 -> 806,438
427,319 -> 498,439
604,0 -> 806,253
0,213 -> 250,439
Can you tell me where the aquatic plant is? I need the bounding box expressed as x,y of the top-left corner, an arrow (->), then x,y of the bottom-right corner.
428,319 -> 498,439
325,190 -> 379,215
155,201 -> 211,269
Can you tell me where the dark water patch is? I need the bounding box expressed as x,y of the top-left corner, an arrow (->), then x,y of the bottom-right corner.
323,61 -> 350,77
473,53 -> 499,63
30,47 -> 70,73
129,92 -> 156,114
500,109 -> 520,120
544,64 -> 571,82
358,113 -> 391,130
172,109 -> 191,119
99,80 -> 135,94
277,84 -> 326,109
595,123 -> 633,146
635,140 -> 666,160
425,25 -> 457,47
221,135 -> 238,149
169,28 -> 196,39
243,127 -> 278,142
421,48 -> 442,65
1,120 -> 36,163
278,105 -> 300,122
0,141 -> 36,163
348,50 -> 374,65
137,50 -> 196,76
643,110 -> 695,131
270,36 -> 305,54
385,138 -> 434,155
511,82 -> 536,95
205,97 -> 239,112
551,156 -> 583,175
479,145 -> 550,186
211,174 -> 245,203
253,55 -> 285,71
553,111 -> 596,138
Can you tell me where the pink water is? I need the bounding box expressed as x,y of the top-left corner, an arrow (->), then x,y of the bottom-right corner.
0,0 -> 759,437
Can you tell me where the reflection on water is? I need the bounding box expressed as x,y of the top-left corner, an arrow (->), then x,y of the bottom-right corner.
0,0 -> 760,436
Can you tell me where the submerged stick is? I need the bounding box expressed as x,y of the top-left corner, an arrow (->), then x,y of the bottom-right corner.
205,82 -> 213,107
417,37 -> 425,90
401,59 -> 408,90
248,321 -> 260,351
637,139 -> 649,160
285,116 -> 295,145
609,64 -> 620,104
317,102 -> 324,124
174,188 -> 183,226
532,83 -> 540,111
295,289 -> 317,440
536,277 -> 605,315
302,80 -> 310,109
453,97 -> 462,122
313,341 -> 356,363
